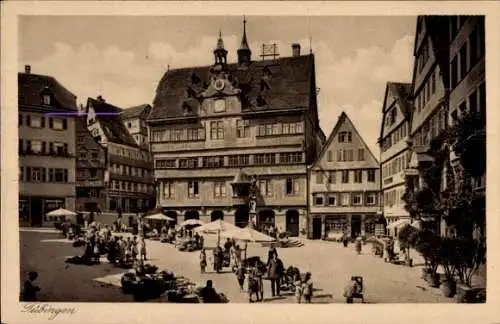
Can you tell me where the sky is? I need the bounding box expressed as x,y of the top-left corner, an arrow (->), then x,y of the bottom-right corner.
19,16 -> 416,156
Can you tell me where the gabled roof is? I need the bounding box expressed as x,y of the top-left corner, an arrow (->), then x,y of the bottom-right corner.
311,111 -> 379,169
121,104 -> 152,120
149,54 -> 315,121
18,72 -> 77,111
379,82 -> 413,141
86,97 -> 138,148
410,16 -> 450,96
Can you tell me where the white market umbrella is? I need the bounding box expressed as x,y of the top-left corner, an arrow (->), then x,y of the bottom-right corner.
144,213 -> 174,222
220,226 -> 276,259
220,226 -> 276,243
194,219 -> 239,234
180,219 -> 205,227
46,208 -> 77,220
194,219 -> 240,245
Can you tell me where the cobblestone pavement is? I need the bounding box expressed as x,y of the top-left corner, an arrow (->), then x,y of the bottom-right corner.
20,229 -> 453,303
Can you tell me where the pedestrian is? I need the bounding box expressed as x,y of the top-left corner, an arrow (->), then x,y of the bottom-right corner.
302,272 -> 313,303
294,273 -> 302,303
267,245 -> 278,265
343,277 -> 360,303
236,264 -> 246,292
140,237 -> 147,261
268,256 -> 280,297
199,249 -> 207,273
22,271 -> 40,301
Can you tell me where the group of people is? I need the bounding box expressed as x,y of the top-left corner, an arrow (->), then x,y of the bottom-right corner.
199,238 -> 242,273
67,222 -> 147,267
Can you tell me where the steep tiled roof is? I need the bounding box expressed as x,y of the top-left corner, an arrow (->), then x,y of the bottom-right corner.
75,116 -> 106,169
87,97 -> 137,147
149,54 -> 315,121
18,72 -> 77,110
121,104 -> 151,120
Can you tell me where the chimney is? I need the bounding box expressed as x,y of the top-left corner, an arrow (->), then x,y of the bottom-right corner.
97,95 -> 105,102
292,43 -> 301,57
25,65 -> 31,74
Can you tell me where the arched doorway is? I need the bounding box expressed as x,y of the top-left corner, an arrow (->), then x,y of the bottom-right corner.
258,210 -> 275,231
165,210 -> 178,225
211,210 -> 224,222
235,207 -> 249,228
184,210 -> 200,220
285,210 -> 300,237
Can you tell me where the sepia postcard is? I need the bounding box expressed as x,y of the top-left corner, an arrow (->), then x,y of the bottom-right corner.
1,1 -> 500,324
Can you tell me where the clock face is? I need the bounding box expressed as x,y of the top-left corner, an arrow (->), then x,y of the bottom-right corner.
214,99 -> 226,112
214,78 -> 225,91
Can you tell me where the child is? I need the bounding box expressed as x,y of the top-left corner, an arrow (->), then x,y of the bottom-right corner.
236,265 -> 246,292
294,273 -> 303,304
302,272 -> 313,303
199,249 -> 207,273
22,271 -> 40,301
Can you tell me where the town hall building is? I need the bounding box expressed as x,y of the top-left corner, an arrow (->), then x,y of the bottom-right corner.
147,20 -> 323,236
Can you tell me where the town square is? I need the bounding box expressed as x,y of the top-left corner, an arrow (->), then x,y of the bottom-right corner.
15,14 -> 486,304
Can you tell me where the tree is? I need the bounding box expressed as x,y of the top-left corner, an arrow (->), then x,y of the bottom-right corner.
402,110 -> 486,287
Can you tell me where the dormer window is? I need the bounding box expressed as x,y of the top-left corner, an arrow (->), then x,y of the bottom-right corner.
43,94 -> 51,105
256,94 -> 267,107
182,102 -> 193,115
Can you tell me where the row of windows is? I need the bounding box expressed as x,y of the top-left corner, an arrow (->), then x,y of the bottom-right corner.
382,153 -> 409,180
161,177 -> 302,199
152,128 -> 206,143
315,169 -> 377,185
415,67 -> 438,113
326,148 -> 365,162
107,144 -> 152,162
450,23 -> 485,89
413,106 -> 447,147
110,163 -> 152,178
450,82 -> 486,122
381,123 -> 408,153
19,114 -> 68,130
155,152 -> 305,169
313,192 -> 378,207
383,187 -> 405,207
257,121 -> 304,137
19,139 -> 69,156
150,121 -> 304,143
110,180 -> 154,193
19,166 -> 69,183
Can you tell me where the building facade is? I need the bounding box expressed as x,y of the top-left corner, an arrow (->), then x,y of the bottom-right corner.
121,104 -> 152,146
447,15 -> 485,192
378,82 -> 413,234
83,97 -> 156,221
309,112 -> 381,240
18,65 -> 77,226
148,22 -> 322,236
75,116 -> 107,215
390,16 -> 485,237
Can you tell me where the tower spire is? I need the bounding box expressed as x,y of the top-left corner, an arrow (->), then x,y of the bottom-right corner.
214,30 -> 228,66
238,16 -> 252,65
